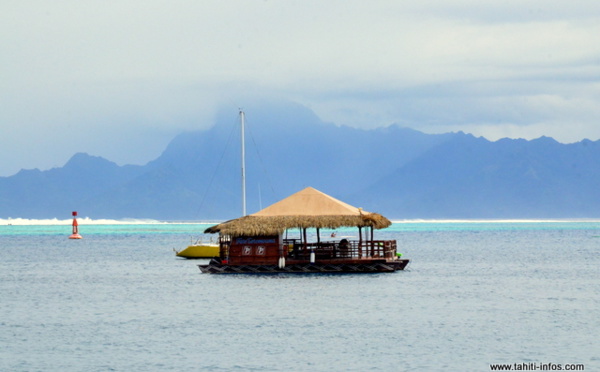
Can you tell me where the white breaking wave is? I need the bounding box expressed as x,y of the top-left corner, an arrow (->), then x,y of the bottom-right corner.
4,217 -> 598,226
391,218 -> 600,224
1,217 -> 166,225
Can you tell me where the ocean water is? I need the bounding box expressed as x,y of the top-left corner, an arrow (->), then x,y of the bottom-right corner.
1,221 -> 598,371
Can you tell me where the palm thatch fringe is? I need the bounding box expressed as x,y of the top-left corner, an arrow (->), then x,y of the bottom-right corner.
204,213 -> 391,237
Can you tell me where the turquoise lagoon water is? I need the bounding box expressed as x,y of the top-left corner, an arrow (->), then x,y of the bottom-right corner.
1,221 -> 599,371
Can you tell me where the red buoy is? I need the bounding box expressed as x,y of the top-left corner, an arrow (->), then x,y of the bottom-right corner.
69,211 -> 83,239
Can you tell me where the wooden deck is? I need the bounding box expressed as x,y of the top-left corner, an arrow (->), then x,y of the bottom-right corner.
198,258 -> 409,274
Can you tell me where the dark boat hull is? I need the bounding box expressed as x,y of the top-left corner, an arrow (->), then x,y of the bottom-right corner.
198,259 -> 409,274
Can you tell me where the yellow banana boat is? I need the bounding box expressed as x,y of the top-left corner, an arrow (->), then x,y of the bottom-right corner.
175,243 -> 220,259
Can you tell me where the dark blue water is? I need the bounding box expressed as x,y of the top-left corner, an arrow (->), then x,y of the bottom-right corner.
1,222 -> 598,371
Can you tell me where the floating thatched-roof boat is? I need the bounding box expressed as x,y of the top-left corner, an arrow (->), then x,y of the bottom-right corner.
198,187 -> 409,274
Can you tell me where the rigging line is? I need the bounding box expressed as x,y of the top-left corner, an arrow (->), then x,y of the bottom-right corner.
194,116 -> 239,218
244,116 -> 279,202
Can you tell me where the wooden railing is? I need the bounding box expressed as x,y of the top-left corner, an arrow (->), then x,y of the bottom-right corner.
217,236 -> 397,263
285,239 -> 397,260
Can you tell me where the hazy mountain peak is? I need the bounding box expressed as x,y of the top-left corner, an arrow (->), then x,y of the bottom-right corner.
2,103 -> 599,219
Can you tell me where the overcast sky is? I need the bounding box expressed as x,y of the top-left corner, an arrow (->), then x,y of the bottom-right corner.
2,1 -> 600,176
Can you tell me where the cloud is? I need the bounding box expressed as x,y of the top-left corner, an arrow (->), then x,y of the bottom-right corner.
1,1 -> 600,176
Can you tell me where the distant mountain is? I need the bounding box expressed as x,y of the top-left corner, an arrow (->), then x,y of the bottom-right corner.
0,153 -> 145,218
359,133 -> 600,218
1,101 -> 599,220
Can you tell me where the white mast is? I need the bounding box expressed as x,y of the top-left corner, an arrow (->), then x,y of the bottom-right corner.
240,109 -> 247,216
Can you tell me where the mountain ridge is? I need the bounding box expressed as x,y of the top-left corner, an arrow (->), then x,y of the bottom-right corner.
2,102 -> 599,220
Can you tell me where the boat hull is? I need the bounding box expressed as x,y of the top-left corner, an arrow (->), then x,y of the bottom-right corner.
176,244 -> 219,259
198,259 -> 409,274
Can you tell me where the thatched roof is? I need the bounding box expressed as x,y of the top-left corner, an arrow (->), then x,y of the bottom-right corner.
204,187 -> 391,236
